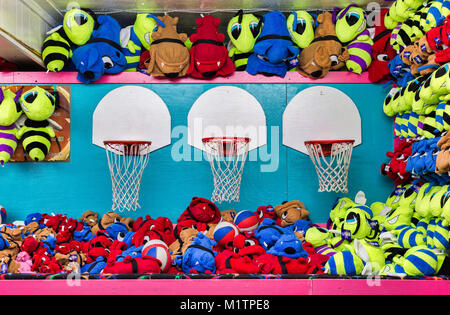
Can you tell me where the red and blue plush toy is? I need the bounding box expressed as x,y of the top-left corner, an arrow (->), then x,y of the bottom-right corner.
246,11 -> 300,77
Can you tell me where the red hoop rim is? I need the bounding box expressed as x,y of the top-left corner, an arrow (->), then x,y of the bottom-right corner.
304,140 -> 355,145
104,140 -> 152,146
202,137 -> 251,144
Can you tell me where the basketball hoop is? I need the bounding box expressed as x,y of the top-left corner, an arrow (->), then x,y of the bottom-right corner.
104,141 -> 151,212
202,137 -> 250,203
304,140 -> 355,193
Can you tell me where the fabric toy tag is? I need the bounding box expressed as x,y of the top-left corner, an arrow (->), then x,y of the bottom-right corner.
266,206 -> 274,213
0,264 -> 7,274
288,58 -> 299,67
389,88 -> 398,97
340,228 -> 352,241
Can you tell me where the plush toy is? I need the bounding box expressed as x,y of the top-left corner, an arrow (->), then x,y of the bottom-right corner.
80,256 -> 107,274
246,11 -> 299,78
78,211 -> 98,228
169,227 -> 198,259
368,9 -> 397,83
81,231 -> 114,263
227,10 -> 262,71
254,218 -> 286,250
103,255 -> 162,273
14,252 -> 33,273
174,232 -> 217,274
233,210 -> 260,233
384,245 -> 440,276
215,234 -> 265,274
120,14 -> 160,71
333,4 -> 373,74
297,12 -> 349,79
187,15 -> 235,79
287,11 -> 316,50
0,88 -> 23,165
146,15 -> 190,78
41,8 -> 96,72
254,205 -> 276,223
304,225 -> 338,256
91,211 -> 122,235
220,209 -> 237,222
175,197 -> 221,236
266,233 -> 309,259
212,221 -> 239,249
72,15 -> 127,84
274,200 -> 310,227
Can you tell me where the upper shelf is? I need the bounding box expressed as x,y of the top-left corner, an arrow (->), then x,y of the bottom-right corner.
0,71 -> 374,84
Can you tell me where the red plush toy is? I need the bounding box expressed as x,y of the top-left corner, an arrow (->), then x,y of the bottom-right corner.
215,234 -> 265,274
175,197 -> 221,236
254,205 -> 276,224
21,236 -> 44,257
103,256 -> 162,274
254,253 -> 327,274
132,217 -> 175,247
55,240 -> 81,255
81,231 -> 114,263
368,9 -> 397,83
32,249 -> 62,273
423,16 -> 450,63
187,15 -> 235,79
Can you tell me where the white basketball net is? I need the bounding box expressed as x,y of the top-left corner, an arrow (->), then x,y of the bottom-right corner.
203,138 -> 250,203
104,142 -> 151,212
305,141 -> 354,193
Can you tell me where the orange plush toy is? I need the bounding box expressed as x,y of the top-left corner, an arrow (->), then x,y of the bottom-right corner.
146,15 -> 190,78
187,15 -> 235,79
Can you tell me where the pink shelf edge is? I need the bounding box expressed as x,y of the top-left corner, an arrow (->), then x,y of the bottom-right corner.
0,278 -> 448,295
2,71 -> 373,85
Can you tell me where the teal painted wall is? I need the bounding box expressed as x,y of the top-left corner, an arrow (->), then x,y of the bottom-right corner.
0,83 -> 394,224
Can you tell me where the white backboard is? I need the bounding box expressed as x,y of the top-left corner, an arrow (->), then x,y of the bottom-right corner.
283,86 -> 362,155
92,86 -> 171,152
188,86 -> 267,152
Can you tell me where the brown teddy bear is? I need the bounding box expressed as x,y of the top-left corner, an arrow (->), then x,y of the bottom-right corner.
436,149 -> 450,174
146,15 -> 190,78
404,40 -> 439,76
168,227 -> 198,259
79,210 -> 99,227
55,250 -> 87,273
220,209 -> 237,222
298,12 -> 349,79
274,200 -> 310,227
91,212 -> 122,235
438,132 -> 450,150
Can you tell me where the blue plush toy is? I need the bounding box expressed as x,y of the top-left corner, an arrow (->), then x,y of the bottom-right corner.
0,234 -> 9,250
106,222 -> 128,240
246,11 -> 300,77
174,232 -> 217,274
254,218 -> 286,250
80,256 -> 107,274
116,245 -> 144,262
42,234 -> 57,256
24,213 -> 44,227
388,55 -> 415,87
289,219 -> 313,236
72,15 -> 127,83
73,222 -> 94,242
266,233 -> 309,259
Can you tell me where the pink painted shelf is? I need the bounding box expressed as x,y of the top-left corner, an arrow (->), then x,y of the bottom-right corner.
0,71 -> 372,84
0,278 -> 448,295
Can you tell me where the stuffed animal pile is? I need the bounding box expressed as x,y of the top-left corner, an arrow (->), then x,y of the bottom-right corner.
42,6 -> 385,82
0,197 -> 332,275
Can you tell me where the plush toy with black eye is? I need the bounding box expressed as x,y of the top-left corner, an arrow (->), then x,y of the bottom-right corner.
17,86 -> 61,162
287,11 -> 316,50
0,87 -> 23,166
227,10 -> 262,71
274,200 -> 310,227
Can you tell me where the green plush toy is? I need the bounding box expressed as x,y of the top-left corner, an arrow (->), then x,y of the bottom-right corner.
415,184 -> 441,218
329,197 -> 355,224
395,0 -> 417,21
0,88 -> 23,166
391,245 -> 439,275
304,226 -> 337,256
325,250 -> 366,275
19,87 -> 56,121
429,185 -> 450,217
17,87 -> 59,162
423,0 -> 447,32
382,205 -> 414,232
287,11 -> 315,49
386,185 -> 407,210
335,5 -> 367,44
42,8 -> 96,72
383,88 -> 401,117
227,10 -> 262,71
412,85 -> 439,114
354,239 -> 386,274
419,76 -> 442,105
384,9 -> 401,29
340,205 -> 376,240
120,14 -> 159,71
429,63 -> 450,96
